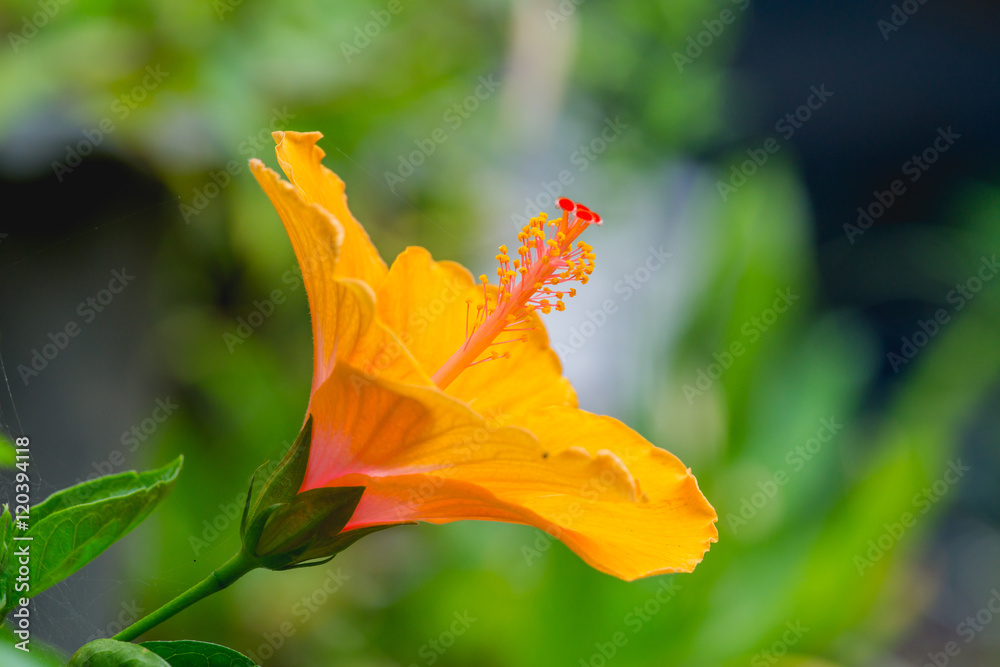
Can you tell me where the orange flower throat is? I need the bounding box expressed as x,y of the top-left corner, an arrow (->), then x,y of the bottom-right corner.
431,198 -> 600,389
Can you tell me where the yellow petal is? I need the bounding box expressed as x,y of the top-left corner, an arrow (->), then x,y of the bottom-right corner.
375,246 -> 576,418
251,160 -> 427,392
272,131 -> 388,289
307,364 -> 716,580
335,471 -> 553,533
302,361 -> 541,489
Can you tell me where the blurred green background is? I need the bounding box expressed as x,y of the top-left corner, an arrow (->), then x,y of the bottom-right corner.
2,0 -> 1000,665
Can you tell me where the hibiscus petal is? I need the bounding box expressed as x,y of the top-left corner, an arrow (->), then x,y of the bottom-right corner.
272,130 -> 388,290
301,361 -> 542,487
251,160 -> 427,392
507,407 -> 719,579
335,466 -> 713,580
376,246 -> 576,417
306,363 -> 716,580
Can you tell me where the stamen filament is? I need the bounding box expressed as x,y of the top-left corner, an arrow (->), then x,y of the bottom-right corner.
431,198 -> 598,389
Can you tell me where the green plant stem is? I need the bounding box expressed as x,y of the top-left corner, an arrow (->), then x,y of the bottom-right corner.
112,550 -> 258,642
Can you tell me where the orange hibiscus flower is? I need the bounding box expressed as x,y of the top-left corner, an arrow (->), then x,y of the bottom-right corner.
248,131 -> 717,581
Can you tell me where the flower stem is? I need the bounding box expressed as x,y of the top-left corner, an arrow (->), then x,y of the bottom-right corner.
112,550 -> 258,642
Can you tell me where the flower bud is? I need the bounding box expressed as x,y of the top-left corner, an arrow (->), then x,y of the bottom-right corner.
240,417 -> 368,570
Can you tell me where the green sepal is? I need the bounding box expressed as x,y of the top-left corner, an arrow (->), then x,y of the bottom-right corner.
239,464 -> 267,538
31,456 -> 182,527
243,417 -> 312,530
68,638 -> 172,667
141,640 -> 257,666
254,486 -> 364,558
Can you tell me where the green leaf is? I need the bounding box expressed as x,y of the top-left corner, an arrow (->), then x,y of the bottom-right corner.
254,486 -> 364,557
0,433 -> 15,467
68,639 -> 171,667
141,640 -> 258,667
17,457 -> 183,603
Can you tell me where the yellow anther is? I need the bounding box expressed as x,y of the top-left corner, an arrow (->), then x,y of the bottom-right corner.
435,200 -> 600,389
